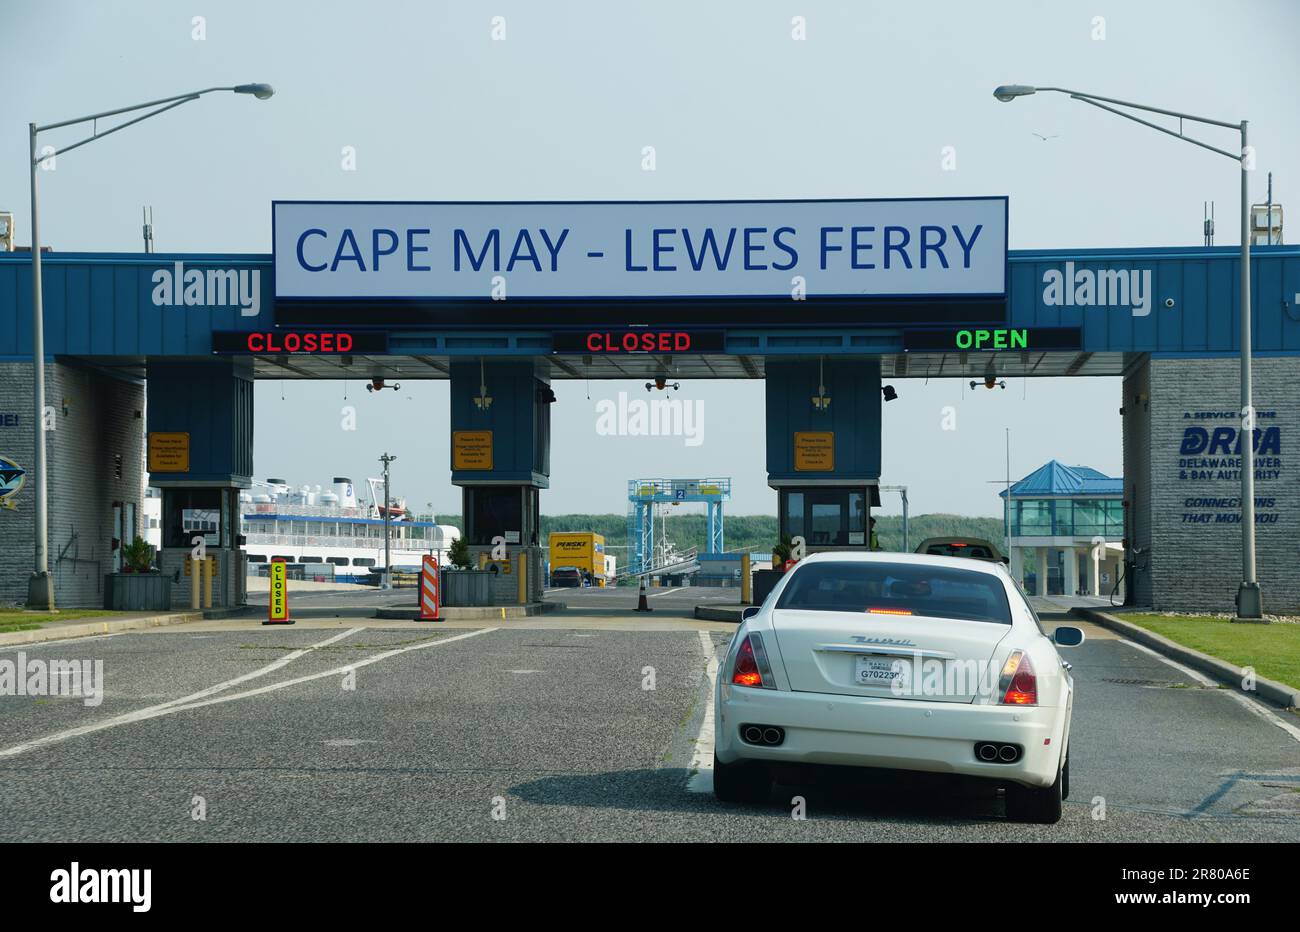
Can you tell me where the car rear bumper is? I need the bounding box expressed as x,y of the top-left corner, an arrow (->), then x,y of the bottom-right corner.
716,683 -> 1067,788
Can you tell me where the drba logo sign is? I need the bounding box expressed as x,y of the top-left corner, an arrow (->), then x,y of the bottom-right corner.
0,455 -> 26,510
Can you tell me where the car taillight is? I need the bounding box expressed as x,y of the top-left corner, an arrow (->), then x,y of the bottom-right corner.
998,650 -> 1037,705
731,633 -> 775,688
732,636 -> 763,687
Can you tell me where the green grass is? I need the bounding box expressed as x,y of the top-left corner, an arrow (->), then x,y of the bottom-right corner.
1119,613 -> 1300,692
0,609 -> 125,634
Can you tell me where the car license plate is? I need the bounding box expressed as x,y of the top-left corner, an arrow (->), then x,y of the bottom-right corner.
855,655 -> 906,686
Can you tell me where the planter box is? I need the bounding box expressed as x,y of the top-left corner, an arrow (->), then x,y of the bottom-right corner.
441,569 -> 493,606
104,573 -> 172,611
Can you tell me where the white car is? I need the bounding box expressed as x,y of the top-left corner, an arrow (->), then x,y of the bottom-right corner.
714,551 -> 1083,823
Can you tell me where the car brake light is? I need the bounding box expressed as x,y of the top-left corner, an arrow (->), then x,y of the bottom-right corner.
998,650 -> 1037,705
867,607 -> 913,615
732,636 -> 764,687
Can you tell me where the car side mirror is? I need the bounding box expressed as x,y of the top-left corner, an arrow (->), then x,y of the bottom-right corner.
1000,556 -> 1010,565
741,606 -> 760,622
1052,626 -> 1085,647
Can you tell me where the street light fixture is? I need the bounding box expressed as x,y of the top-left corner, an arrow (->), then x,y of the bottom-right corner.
26,84 -> 273,610
993,84 -> 1262,619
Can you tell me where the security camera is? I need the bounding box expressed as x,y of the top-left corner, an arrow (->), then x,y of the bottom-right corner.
367,378 -> 401,393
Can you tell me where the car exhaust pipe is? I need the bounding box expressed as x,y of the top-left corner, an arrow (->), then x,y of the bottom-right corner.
762,727 -> 783,745
977,743 -> 999,761
743,725 -> 764,744
998,744 -> 1020,763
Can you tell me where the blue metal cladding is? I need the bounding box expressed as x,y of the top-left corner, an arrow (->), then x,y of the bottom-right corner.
448,359 -> 550,486
146,357 -> 254,485
0,244 -> 1297,358
1007,245 -> 1300,355
0,253 -> 268,358
765,358 -> 882,482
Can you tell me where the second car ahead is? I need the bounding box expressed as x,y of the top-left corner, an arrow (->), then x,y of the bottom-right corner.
914,536 -> 1007,563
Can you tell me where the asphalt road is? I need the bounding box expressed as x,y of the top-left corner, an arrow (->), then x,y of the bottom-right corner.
0,598 -> 1297,842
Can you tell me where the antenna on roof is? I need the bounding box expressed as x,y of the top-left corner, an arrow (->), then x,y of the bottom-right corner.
142,206 -> 155,253
1203,201 -> 1214,246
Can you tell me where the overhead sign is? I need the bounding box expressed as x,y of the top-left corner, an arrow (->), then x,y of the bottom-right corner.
902,327 -> 1083,352
211,331 -> 388,354
552,330 -> 726,354
452,430 -> 493,470
794,432 -> 835,471
273,198 -> 1007,301
147,432 -> 190,472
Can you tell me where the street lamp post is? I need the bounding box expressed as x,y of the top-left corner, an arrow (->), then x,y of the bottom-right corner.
379,453 -> 397,590
992,84 -> 1262,619
25,84 -> 273,610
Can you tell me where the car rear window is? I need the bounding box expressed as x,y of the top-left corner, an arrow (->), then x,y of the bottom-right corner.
775,561 -> 1012,624
925,542 -> 994,558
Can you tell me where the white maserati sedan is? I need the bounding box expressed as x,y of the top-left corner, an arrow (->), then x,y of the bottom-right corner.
714,551 -> 1083,823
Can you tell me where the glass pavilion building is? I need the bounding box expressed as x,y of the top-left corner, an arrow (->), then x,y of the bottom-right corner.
1000,461 -> 1125,600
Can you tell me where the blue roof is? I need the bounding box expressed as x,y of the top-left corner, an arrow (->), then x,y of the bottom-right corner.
999,460 -> 1122,499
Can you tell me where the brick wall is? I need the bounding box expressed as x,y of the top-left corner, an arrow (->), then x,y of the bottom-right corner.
0,360 -> 144,607
1126,356 -> 1300,614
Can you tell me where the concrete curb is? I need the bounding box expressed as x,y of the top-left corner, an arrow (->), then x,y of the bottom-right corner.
694,605 -> 745,623
374,602 -> 564,621
0,611 -> 204,647
1072,607 -> 1300,710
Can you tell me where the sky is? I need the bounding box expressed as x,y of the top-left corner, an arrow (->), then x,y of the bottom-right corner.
3,0 -> 1296,517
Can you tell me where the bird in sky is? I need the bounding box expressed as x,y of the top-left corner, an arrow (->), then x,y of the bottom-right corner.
1031,132 -> 1060,142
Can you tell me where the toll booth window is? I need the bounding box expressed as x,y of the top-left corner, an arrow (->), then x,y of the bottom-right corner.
784,492 -> 804,540
352,558 -> 375,567
163,489 -> 223,548
468,487 -> 523,545
780,488 -> 871,547
326,557 -> 350,566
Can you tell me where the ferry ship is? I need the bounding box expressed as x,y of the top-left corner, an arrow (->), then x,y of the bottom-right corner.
237,477 -> 459,583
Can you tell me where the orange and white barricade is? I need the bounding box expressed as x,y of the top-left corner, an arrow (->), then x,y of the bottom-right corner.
418,555 -> 441,621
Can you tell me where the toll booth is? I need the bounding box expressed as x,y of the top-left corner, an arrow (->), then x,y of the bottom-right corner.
146,358 -> 252,608
766,358 -> 883,553
449,359 -> 549,603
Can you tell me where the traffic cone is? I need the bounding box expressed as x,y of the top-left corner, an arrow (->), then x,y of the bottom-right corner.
634,579 -> 652,612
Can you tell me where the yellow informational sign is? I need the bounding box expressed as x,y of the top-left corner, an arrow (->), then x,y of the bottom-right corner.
148,432 -> 190,472
794,431 -> 834,471
453,430 -> 493,470
268,560 -> 289,621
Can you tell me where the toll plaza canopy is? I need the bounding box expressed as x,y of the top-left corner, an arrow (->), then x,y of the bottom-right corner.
1,196 -> 1298,378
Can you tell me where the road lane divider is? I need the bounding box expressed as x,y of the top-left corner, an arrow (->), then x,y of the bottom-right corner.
686,630 -> 720,793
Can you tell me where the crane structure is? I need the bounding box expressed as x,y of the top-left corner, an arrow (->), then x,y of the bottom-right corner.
625,478 -> 731,577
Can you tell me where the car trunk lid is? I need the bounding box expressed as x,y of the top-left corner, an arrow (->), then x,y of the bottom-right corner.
770,609 -> 1012,702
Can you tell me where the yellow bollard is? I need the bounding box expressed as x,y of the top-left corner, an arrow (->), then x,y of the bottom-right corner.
190,557 -> 200,610
202,556 -> 214,609
741,552 -> 752,604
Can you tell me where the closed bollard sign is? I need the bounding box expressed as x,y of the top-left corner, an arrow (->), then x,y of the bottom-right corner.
265,558 -> 294,625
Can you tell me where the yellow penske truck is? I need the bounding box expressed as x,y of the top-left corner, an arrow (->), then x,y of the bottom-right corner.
548,532 -> 608,587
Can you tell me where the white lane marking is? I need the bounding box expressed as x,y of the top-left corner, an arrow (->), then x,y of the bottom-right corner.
686,630 -> 719,793
1117,637 -> 1300,745
0,625 -> 371,760
647,589 -> 678,599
